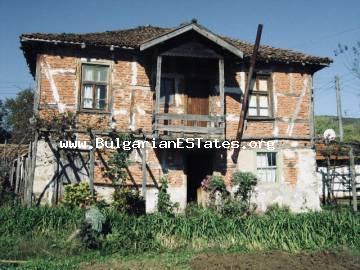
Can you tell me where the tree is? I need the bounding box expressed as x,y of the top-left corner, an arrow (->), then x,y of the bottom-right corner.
3,89 -> 34,144
0,100 -> 10,143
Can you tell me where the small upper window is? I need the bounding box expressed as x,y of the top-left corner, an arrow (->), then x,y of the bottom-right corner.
160,77 -> 175,105
256,152 -> 277,183
248,75 -> 271,117
81,64 -> 109,110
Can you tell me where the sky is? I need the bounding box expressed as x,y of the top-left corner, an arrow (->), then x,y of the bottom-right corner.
0,0 -> 359,117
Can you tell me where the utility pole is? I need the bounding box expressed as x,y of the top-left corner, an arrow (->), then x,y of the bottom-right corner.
335,76 -> 344,141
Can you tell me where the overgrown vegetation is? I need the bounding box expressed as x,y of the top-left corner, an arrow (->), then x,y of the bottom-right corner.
112,186 -> 144,215
0,206 -> 359,265
157,176 -> 178,215
62,182 -> 97,208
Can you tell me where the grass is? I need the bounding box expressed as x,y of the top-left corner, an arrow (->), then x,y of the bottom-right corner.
0,205 -> 359,269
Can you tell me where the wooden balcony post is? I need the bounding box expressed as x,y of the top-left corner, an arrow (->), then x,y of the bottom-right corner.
219,57 -> 225,122
155,55 -> 162,136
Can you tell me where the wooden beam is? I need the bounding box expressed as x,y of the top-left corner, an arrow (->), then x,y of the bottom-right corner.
141,142 -> 147,200
89,132 -> 95,196
349,147 -> 358,212
154,55 -> 162,136
24,141 -> 32,206
232,24 -> 263,162
156,124 -> 224,134
219,58 -> 225,117
155,113 -> 224,122
15,156 -> 20,194
24,131 -> 39,206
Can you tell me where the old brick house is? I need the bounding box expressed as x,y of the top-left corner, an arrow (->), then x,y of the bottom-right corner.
20,21 -> 331,212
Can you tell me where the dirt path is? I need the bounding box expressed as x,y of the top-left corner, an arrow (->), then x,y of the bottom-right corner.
80,251 -> 360,270
191,251 -> 360,270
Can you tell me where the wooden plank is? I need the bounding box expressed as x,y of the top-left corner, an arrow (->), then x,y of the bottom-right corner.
155,113 -> 224,122
89,136 -> 95,197
9,161 -> 15,188
15,156 -> 20,194
25,130 -> 39,206
24,142 -> 33,206
154,55 -> 162,136
156,124 -> 224,134
141,142 -> 147,200
349,147 -> 358,212
219,58 -> 225,116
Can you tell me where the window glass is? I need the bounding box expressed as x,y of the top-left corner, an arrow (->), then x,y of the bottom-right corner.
82,64 -> 108,110
256,152 -> 277,182
258,78 -> 268,91
95,85 -> 107,109
84,66 -> 95,81
83,85 -> 93,108
249,95 -> 257,107
259,96 -> 268,107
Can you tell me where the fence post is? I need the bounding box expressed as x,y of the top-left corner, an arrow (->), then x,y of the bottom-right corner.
349,147 -> 357,212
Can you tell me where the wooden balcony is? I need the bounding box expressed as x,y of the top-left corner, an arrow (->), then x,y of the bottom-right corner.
153,113 -> 225,139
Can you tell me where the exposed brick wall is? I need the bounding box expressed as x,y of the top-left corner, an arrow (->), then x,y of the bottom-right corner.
35,48 -> 314,192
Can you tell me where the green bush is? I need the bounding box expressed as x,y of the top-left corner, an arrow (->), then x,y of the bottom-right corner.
157,177 -> 178,215
62,182 -> 96,208
112,186 -> 145,215
231,171 -> 257,202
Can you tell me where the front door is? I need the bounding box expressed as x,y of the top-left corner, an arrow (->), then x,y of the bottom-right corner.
186,79 -> 209,127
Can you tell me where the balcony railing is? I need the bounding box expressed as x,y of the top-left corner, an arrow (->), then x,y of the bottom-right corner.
153,113 -> 225,138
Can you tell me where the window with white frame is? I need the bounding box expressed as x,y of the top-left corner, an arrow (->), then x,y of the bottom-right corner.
248,75 -> 271,117
81,64 -> 109,110
256,152 -> 277,182
160,77 -> 175,105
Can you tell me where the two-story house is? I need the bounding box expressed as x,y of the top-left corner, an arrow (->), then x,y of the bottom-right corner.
20,21 -> 331,212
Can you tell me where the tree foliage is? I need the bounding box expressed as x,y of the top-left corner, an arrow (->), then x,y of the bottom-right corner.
1,89 -> 34,143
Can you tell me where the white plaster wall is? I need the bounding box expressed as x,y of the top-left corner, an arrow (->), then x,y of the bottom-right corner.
95,185 -> 115,203
33,140 -> 57,205
236,148 -> 321,213
145,184 -> 187,213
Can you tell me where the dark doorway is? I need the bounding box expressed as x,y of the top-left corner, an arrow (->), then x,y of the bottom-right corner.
186,151 -> 213,203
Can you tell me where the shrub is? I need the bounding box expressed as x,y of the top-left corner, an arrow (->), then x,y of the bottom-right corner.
79,206 -> 110,250
107,132 -> 133,185
157,176 -> 178,215
112,186 -> 145,215
0,171 -> 16,207
231,171 -> 257,204
62,182 -> 96,208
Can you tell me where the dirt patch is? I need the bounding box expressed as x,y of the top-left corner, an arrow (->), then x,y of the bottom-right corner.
191,251 -> 360,270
